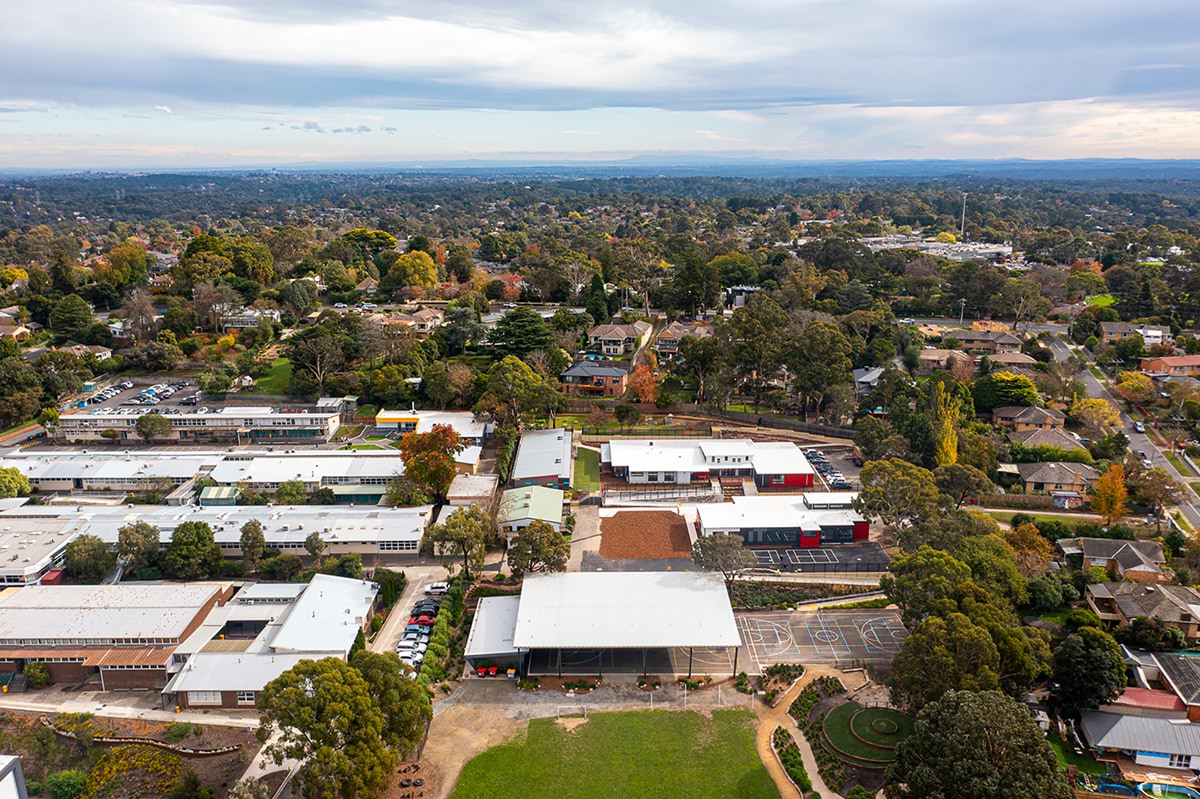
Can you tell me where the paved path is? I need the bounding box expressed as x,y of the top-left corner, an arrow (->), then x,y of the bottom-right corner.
0,692 -> 258,727
753,665 -> 865,799
1048,336 -> 1200,529
567,504 -> 600,571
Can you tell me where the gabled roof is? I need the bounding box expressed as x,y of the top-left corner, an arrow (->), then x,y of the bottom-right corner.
1089,582 -> 1198,623
953,329 -> 1022,344
589,321 -> 650,340
993,405 -> 1065,424
1080,711 -> 1200,755
511,428 -> 572,482
561,360 -> 629,379
1015,461 -> 1098,484
1008,427 -> 1086,451
1111,687 -> 1185,713
1144,355 -> 1200,368
1072,538 -> 1165,565
1154,654 -> 1200,706
657,321 -> 711,341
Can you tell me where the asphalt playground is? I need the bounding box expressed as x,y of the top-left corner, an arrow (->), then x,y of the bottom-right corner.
736,609 -> 908,670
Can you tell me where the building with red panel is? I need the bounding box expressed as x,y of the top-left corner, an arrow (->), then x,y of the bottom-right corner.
601,439 -> 814,488
695,494 -> 867,548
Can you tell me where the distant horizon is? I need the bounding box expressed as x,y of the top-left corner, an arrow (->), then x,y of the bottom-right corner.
5,154 -> 1200,180
4,1 -> 1200,167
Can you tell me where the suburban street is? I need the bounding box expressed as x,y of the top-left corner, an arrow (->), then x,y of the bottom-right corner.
1047,335 -> 1200,529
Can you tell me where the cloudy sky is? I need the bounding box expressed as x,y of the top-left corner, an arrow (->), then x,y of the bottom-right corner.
3,0 -> 1200,167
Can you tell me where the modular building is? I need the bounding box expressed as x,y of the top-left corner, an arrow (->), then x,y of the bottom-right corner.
56,406 -> 343,443
602,439 -> 814,488
695,494 -> 866,548
510,428 -> 573,489
374,408 -> 493,444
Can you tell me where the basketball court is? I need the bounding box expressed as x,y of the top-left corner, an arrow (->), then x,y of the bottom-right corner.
736,609 -> 907,671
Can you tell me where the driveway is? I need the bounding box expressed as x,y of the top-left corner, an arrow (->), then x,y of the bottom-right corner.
370,564 -> 451,654
1048,336 -> 1200,528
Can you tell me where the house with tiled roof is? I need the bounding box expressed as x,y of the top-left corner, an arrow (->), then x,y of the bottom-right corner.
985,352 -> 1038,368
916,348 -> 972,374
992,405 -> 1065,432
1088,584 -> 1199,641
1015,461 -> 1097,498
1062,538 -> 1167,582
655,321 -> 711,359
1100,321 -> 1171,346
355,277 -> 379,295
948,329 -> 1022,354
588,321 -> 651,355
1141,355 -> 1200,377
1008,427 -> 1087,453
560,360 -> 630,397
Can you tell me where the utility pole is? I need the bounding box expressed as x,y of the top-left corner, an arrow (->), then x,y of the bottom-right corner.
958,297 -> 967,326
960,192 -> 967,240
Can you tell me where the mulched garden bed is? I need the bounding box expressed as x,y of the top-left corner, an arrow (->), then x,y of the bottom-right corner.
599,511 -> 692,559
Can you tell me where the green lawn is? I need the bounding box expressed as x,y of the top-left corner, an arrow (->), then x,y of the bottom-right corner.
1168,453 -> 1196,477
1047,731 -> 1105,775
1086,294 -> 1115,307
450,710 -> 776,799
574,447 -> 600,492
341,444 -> 385,450
821,702 -> 910,765
247,357 -> 293,395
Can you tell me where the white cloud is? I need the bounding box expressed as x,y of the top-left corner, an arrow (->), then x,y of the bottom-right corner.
154,104 -> 172,114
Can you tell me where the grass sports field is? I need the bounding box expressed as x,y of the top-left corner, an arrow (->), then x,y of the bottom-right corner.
450,710 -> 776,799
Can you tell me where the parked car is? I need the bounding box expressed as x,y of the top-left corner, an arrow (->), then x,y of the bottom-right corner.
412,601 -> 440,613
403,624 -> 429,635
425,582 -> 449,596
408,615 -> 435,626
395,641 -> 428,655
1133,421 -> 1146,433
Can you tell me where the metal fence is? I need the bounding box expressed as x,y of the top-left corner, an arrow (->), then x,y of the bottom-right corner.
603,485 -> 720,503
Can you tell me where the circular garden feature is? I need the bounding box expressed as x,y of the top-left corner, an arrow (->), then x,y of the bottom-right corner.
819,702 -> 913,770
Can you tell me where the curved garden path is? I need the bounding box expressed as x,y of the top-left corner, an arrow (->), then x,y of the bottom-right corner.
754,666 -> 860,799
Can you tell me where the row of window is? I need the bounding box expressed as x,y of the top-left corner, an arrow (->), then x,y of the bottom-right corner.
101,664 -> 163,670
5,637 -> 178,646
379,540 -> 419,552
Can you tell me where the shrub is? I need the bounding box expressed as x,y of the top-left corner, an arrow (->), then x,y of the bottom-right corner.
23,662 -> 50,689
517,678 -> 539,691
734,672 -> 754,694
370,614 -> 383,634
45,770 -> 86,799
772,727 -> 812,792
164,722 -> 196,743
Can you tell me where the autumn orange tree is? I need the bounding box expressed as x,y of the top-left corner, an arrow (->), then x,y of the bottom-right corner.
629,364 -> 658,403
1004,521 -> 1053,578
396,423 -> 465,503
1091,464 -> 1128,526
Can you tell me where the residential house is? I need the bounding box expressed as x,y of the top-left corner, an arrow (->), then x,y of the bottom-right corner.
1148,654 -> 1200,723
1088,584 -> 1200,641
356,277 -> 379,295
1100,321 -> 1172,346
220,308 -> 281,330
725,285 -> 761,308
1015,461 -> 1098,499
58,344 -> 112,361
0,322 -> 30,342
985,352 -> 1038,369
1061,538 -> 1168,582
949,329 -> 1022,354
148,273 -> 174,291
655,321 -> 711,359
916,348 -> 973,374
1140,355 -> 1200,377
588,321 -> 651,356
1080,710 -> 1200,772
852,367 -> 884,397
560,360 -> 630,397
411,307 -> 444,335
1008,427 -> 1087,453
992,405 -> 1065,432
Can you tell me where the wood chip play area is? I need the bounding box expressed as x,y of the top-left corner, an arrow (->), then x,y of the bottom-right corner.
598,511 -> 693,559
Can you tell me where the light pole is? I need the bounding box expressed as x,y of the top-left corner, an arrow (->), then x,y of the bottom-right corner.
958,298 -> 967,326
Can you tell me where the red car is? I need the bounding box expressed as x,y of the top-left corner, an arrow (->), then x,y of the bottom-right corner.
408,615 -> 435,627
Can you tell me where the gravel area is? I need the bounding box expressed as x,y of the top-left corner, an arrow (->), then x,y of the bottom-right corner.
599,511 -> 692,559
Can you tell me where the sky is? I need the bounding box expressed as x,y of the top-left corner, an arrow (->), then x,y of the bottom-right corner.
3,0 -> 1200,168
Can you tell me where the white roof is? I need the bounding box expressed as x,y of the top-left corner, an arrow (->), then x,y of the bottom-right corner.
699,495 -> 861,531
269,573 -> 376,654
446,473 -> 500,502
0,583 -> 224,641
235,583 -> 306,602
0,453 -> 213,482
375,409 -> 491,439
464,595 -> 521,658
603,438 -> 811,476
746,441 -> 814,476
512,572 -> 741,649
166,652 -> 311,693
511,428 -> 573,481
800,492 -> 858,508
208,454 -> 403,485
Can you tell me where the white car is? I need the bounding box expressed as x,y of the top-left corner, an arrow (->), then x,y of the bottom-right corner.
425,582 -> 449,596
396,641 -> 428,655
400,653 -> 424,668
334,303 -> 347,309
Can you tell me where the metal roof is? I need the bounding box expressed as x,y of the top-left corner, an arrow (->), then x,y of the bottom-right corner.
1080,711 -> 1200,756
511,428 -> 573,482
501,487 -> 564,525
464,595 -> 521,659
512,572 -> 741,650
268,574 -> 376,654
0,584 -> 224,642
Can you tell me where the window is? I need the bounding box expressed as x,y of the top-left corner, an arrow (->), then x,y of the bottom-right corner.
1170,753 -> 1191,768
188,691 -> 222,705
237,691 -> 256,705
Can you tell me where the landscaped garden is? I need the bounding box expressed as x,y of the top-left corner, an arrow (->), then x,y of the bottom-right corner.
793,691 -> 912,797
450,709 -> 777,799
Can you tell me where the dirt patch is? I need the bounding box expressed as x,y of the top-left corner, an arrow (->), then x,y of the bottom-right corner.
555,716 -> 590,732
599,511 -> 692,559
416,703 -> 524,799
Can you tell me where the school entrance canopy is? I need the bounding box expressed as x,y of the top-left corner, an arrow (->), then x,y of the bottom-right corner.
500,571 -> 742,677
